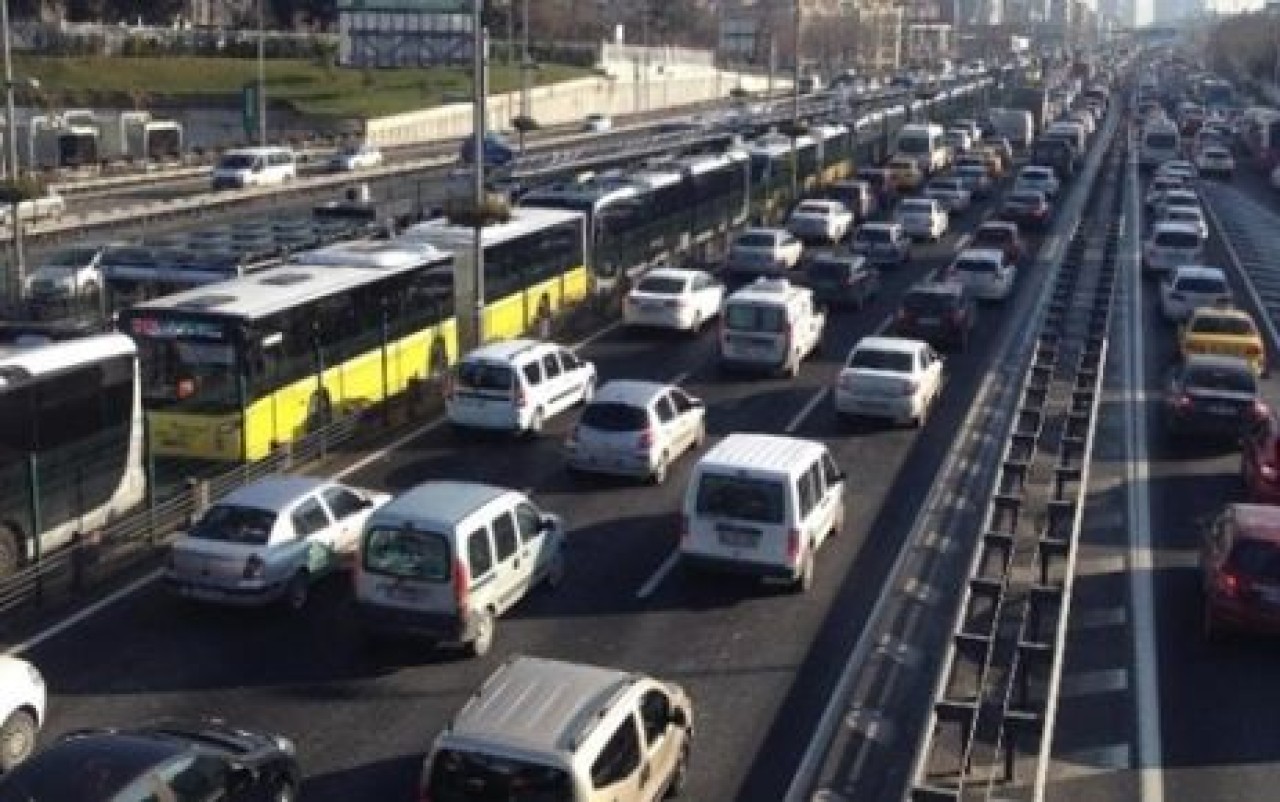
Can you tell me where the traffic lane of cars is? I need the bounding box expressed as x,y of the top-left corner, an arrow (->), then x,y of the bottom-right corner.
1141,195 -> 1280,802
21,193 -> 1027,802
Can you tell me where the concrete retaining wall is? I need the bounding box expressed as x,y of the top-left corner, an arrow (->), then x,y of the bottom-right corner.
363,68 -> 786,149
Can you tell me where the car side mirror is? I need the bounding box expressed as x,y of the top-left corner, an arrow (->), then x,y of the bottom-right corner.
670,707 -> 689,729
540,514 -> 557,532
831,470 -> 848,484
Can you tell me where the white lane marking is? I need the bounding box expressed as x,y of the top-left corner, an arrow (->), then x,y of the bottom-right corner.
1124,144 -> 1167,802
786,388 -> 829,434
4,570 -> 161,657
1060,668 -> 1130,698
636,550 -> 681,600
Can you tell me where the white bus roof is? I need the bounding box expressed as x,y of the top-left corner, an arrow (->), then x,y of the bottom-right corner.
289,239 -> 448,269
398,206 -> 584,252
0,333 -> 135,387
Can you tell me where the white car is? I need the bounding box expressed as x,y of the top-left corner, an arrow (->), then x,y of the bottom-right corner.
1156,159 -> 1198,181
895,197 -> 949,241
1145,174 -> 1187,209
728,227 -> 804,273
834,335 -> 944,426
1157,205 -> 1208,240
448,339 -> 597,435
945,248 -> 1017,301
1013,166 -> 1060,199
566,380 -> 706,484
0,656 -> 44,771
924,178 -> 972,213
623,267 -> 724,332
1196,146 -> 1235,178
583,113 -> 613,133
22,243 -> 110,301
787,199 -> 854,243
1160,265 -> 1233,323
329,142 -> 383,171
1152,188 -> 1202,220
1143,221 -> 1205,275
166,475 -> 392,610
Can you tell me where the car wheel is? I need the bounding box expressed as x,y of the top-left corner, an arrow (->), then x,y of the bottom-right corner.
275,779 -> 299,802
790,550 -> 815,594
579,378 -> 595,406
467,609 -> 495,657
283,571 -> 309,612
0,708 -> 37,772
666,744 -> 691,798
651,452 -> 670,485
544,548 -> 566,590
526,407 -> 545,437
692,419 -> 707,450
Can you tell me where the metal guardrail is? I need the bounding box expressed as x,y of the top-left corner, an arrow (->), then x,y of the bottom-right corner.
907,133 -> 1124,802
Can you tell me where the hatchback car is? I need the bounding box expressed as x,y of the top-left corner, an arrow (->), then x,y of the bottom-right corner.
1196,145 -> 1235,179
565,380 -> 706,484
1180,307 -> 1266,376
447,339 -> 597,435
1000,190 -> 1053,230
1144,174 -> 1187,209
1152,188 -> 1202,221
895,197 -> 948,241
623,267 -> 724,333
954,164 -> 994,199
1164,354 -> 1264,441
970,221 -> 1023,264
924,177 -> 972,214
728,227 -> 804,274
1013,165 -> 1060,199
834,336 -> 944,426
1160,265 -> 1232,323
0,720 -> 299,802
804,254 -> 881,308
892,280 -> 977,350
850,221 -> 912,265
1156,205 -> 1208,240
945,248 -> 1016,301
1143,221 -> 1205,276
1202,503 -> 1280,639
787,199 -> 855,243
0,657 -> 44,772
166,475 -> 391,610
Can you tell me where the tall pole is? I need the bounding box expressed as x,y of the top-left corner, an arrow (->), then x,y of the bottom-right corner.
520,0 -> 531,119
257,0 -> 267,147
472,9 -> 488,349
2,0 -> 25,304
791,0 -> 802,204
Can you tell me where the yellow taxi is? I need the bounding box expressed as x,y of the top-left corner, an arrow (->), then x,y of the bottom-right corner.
887,157 -> 924,192
978,146 -> 1006,178
1180,307 -> 1267,375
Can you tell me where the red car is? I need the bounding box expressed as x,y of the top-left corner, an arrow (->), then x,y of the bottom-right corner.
1202,503 -> 1280,639
1241,412 -> 1280,504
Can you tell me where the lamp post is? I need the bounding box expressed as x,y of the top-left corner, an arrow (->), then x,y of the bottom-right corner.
257,0 -> 267,147
791,0 -> 802,204
1,0 -> 29,303
471,3 -> 488,349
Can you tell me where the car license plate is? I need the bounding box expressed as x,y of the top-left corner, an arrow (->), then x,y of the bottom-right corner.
717,530 -> 759,548
1209,403 -> 1235,416
918,316 -> 940,325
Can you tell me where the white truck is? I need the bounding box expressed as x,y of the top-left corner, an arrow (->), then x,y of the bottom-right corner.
988,108 -> 1035,150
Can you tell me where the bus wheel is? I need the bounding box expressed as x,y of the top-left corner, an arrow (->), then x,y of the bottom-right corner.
0,526 -> 20,580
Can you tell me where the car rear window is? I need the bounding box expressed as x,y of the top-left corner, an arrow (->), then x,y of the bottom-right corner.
636,276 -> 686,295
954,257 -> 997,274
1185,364 -> 1257,394
1154,231 -> 1201,248
189,505 -> 276,545
362,527 -> 451,582
581,402 -> 648,432
1174,277 -> 1226,295
695,472 -> 786,525
903,290 -> 958,313
456,361 -> 514,392
1227,538 -> 1280,583
973,228 -> 1012,246
735,233 -> 776,248
856,227 -> 891,243
725,303 -> 787,333
849,348 -> 913,372
808,259 -> 852,279
1008,192 -> 1043,205
1191,315 -> 1256,336
796,202 -> 831,214
901,200 -> 932,213
426,748 -> 573,802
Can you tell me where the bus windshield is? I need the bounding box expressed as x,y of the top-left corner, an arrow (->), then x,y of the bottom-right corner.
124,314 -> 241,412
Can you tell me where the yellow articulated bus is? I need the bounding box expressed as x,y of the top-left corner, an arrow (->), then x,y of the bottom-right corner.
119,207 -> 589,462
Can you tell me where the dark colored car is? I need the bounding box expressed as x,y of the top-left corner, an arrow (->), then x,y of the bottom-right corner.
0,720 -> 300,802
1029,138 -> 1077,179
821,179 -> 879,221
891,281 -> 977,350
1000,190 -> 1053,231
1164,354 -> 1263,441
1202,503 -> 1280,639
804,254 -> 881,309
970,221 -> 1024,264
1241,410 -> 1280,504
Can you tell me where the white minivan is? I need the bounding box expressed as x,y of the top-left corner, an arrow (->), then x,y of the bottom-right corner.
354,481 -> 566,657
680,433 -> 846,592
211,146 -> 298,190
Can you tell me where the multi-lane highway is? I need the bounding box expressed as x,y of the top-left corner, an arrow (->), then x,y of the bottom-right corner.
5,132 -> 1096,802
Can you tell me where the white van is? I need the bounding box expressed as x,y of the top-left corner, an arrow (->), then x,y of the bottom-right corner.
894,123 -> 949,174
680,433 -> 846,592
353,481 -> 567,657
1140,122 -> 1181,171
211,146 -> 298,190
719,277 -> 825,377
446,339 -> 597,435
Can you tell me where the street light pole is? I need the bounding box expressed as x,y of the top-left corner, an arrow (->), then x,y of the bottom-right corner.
791,0 -> 802,204
471,5 -> 488,350
520,0 -> 531,119
1,0 -> 25,303
257,0 -> 267,147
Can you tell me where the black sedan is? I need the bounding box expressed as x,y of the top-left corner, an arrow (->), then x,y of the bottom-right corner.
0,720 -> 299,802
803,254 -> 881,309
1164,354 -> 1265,441
891,280 -> 977,351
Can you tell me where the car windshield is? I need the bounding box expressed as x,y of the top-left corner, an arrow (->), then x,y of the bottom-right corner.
1191,315 -> 1256,336
1009,192 -> 1043,205
856,227 -> 891,243
901,201 -> 931,214
904,290 -> 957,313
1146,132 -> 1179,149
974,228 -> 1012,245
1227,538 -> 1280,582
695,473 -> 786,524
1022,170 -> 1051,181
848,348 -> 913,372
427,748 -> 574,802
581,402 -> 648,432
1154,231 -> 1201,248
43,246 -> 100,267
735,233 -> 776,248
635,276 -> 686,295
456,362 -> 513,392
1175,276 -> 1227,294
725,303 -> 787,333
1184,364 -> 1256,394
954,258 -> 996,273
217,154 -> 257,170
796,202 -> 831,214
361,527 -> 451,582
188,505 -> 277,546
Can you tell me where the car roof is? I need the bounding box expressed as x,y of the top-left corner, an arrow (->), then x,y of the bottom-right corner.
699,433 -> 826,473
1189,306 -> 1253,323
592,380 -> 673,406
0,730 -> 184,802
1172,265 -> 1226,280
956,248 -> 1005,262
449,656 -> 639,756
219,474 -> 332,510
854,335 -> 924,354
1152,221 -> 1201,235
372,481 -> 513,530
1230,503 -> 1280,544
977,221 -> 1018,233
462,338 -> 549,364
1183,353 -> 1254,373
861,221 -> 898,231
640,267 -> 703,283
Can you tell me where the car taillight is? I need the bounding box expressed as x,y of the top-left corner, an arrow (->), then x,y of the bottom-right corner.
786,528 -> 801,563
514,384 -> 527,408
1261,461 -> 1279,481
1175,393 -> 1194,411
898,308 -> 913,322
899,378 -> 918,396
1216,569 -> 1248,599
454,557 -> 470,614
1246,343 -> 1264,358
637,428 -> 654,450
1253,399 -> 1270,419
243,555 -> 265,580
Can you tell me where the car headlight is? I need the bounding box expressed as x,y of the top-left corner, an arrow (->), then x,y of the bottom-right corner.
274,735 -> 296,756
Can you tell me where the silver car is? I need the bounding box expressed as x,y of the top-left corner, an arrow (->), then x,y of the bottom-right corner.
166,475 -> 391,610
566,380 -> 706,484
